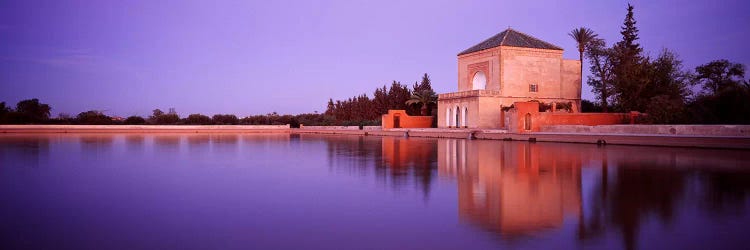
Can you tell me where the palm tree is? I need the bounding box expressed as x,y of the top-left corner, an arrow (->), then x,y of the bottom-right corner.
569,27 -> 598,110
405,89 -> 437,116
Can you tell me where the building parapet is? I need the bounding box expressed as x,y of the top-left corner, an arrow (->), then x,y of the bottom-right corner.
438,90 -> 502,100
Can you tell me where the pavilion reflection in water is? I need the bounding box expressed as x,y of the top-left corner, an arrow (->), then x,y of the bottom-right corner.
438,140 -> 583,236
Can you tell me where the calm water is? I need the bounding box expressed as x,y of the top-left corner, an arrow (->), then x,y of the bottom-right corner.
1,133 -> 749,250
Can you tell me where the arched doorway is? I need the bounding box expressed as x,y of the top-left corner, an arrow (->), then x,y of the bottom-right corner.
455,106 -> 461,127
472,71 -> 486,90
463,107 -> 468,128
446,108 -> 451,127
524,113 -> 532,130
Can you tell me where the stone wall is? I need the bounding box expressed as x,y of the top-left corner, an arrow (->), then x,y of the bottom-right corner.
458,47 -> 501,91
561,59 -> 582,112
501,47 -> 565,99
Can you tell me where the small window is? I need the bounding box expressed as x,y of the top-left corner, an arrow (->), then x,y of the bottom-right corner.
529,84 -> 538,92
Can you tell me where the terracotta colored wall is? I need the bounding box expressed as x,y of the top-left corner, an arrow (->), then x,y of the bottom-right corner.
476,97 -> 503,128
501,47 -> 564,99
381,110 -> 433,129
438,98 -> 473,128
457,47 -> 502,91
437,96 -> 504,129
443,42 -> 583,129
508,101 -> 629,133
544,113 -> 627,126
561,59 -> 582,112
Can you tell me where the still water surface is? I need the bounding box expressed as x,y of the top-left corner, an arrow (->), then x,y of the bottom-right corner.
1,133 -> 749,250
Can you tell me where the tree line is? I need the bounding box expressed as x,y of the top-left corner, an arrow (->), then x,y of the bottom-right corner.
323,73 -> 437,125
0,74 -> 438,127
0,101 -> 333,127
572,4 -> 750,124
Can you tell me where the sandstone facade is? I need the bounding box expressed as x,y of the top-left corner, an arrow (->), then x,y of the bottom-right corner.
438,29 -> 582,129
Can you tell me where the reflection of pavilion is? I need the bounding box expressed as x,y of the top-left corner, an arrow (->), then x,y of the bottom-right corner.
439,140 -> 582,236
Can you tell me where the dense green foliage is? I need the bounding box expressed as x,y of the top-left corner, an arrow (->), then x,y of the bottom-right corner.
76,111 -> 113,125
323,73 -> 436,125
185,114 -> 212,125
569,27 -> 598,105
580,4 -> 750,124
124,116 -> 146,125
211,114 -> 239,125
0,98 -> 52,124
406,89 -> 437,116
687,60 -> 750,124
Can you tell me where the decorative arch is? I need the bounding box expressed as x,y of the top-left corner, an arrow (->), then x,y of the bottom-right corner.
446,108 -> 451,127
463,107 -> 468,128
472,71 -> 487,90
524,113 -> 532,130
455,106 -> 461,127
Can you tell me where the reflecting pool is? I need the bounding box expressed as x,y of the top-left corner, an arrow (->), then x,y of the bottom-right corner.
1,133 -> 749,249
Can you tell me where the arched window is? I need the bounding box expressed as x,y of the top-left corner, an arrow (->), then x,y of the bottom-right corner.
446,108 -> 451,127
455,106 -> 461,127
472,71 -> 487,90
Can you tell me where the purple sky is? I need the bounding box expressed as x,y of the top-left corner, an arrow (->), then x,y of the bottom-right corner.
1,0 -> 749,117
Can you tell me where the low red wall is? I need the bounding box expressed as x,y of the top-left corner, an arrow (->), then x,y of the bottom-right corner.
544,113 -> 627,126
509,102 -> 632,133
382,110 -> 433,129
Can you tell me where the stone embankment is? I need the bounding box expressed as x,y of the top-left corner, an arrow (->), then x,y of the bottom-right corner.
2,124 -> 748,149
296,125 -> 750,149
0,125 -> 290,133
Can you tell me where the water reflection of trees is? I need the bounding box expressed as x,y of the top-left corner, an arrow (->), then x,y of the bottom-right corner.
582,164 -> 687,250
698,171 -> 750,215
318,135 -> 438,198
438,141 -> 750,249
124,134 -> 145,153
578,147 -> 750,250
312,134 -> 750,249
153,135 -> 181,148
0,135 -> 50,168
79,135 -> 114,162
79,135 -> 114,148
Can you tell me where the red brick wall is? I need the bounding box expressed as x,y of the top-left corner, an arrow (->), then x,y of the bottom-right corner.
382,110 -> 434,129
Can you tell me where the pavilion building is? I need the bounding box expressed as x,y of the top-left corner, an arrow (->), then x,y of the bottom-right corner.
438,28 -> 582,129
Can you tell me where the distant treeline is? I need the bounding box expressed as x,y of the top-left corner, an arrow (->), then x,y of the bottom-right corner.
0,101 -> 334,127
324,73 -> 436,125
0,74 -> 437,127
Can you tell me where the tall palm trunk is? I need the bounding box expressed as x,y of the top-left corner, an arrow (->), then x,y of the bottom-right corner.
602,84 -> 608,113
569,27 -> 599,112
579,48 -> 588,113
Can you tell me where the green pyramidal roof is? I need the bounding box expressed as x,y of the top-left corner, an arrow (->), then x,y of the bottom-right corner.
458,28 -> 563,56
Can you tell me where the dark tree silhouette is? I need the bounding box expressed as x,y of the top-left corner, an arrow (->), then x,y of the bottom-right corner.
76,110 -> 112,125
15,98 -> 52,123
570,27 -> 598,101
